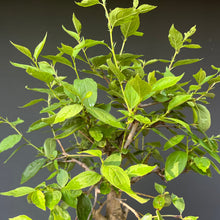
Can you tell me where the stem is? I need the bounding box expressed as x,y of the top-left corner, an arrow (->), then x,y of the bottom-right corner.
169,50 -> 179,70
120,38 -> 127,55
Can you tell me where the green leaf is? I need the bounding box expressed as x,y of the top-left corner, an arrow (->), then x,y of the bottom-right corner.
45,190 -> 62,210
165,151 -> 188,181
26,67 -> 54,83
154,182 -> 166,194
10,41 -> 32,59
101,165 -> 148,203
43,55 -> 73,68
171,193 -> 185,214
167,94 -> 192,111
182,44 -> 201,49
168,24 -> 183,50
51,205 -> 71,220
173,59 -> 201,68
164,135 -> 185,151
65,171 -> 102,190
184,25 -> 197,41
20,98 -> 45,108
31,190 -> 46,211
9,215 -> 32,220
194,157 -> 210,173
107,58 -> 125,82
75,0 -> 100,7
90,54 -> 112,68
87,107 -> 124,129
152,74 -> 184,92
126,164 -> 156,178
54,104 -> 83,124
153,195 -> 165,210
27,120 -> 49,133
141,213 -> 152,220
89,127 -> 103,142
103,153 -> 122,166
72,13 -> 82,33
74,78 -> 97,107
137,4 -> 157,14
124,82 -> 140,109
100,181 -> 111,195
184,216 -> 199,220
195,104 -> 211,132
193,68 -> 206,84
21,158 -> 47,184
120,15 -> 140,39
78,149 -> 102,158
156,210 -> 164,220
57,169 -> 69,187
61,189 -> 82,208
76,194 -> 92,220
34,33 -> 47,60
10,61 -> 32,70
0,134 -> 22,153
62,25 -> 80,41
44,138 -> 57,160
163,117 -> 191,132
0,187 -> 34,197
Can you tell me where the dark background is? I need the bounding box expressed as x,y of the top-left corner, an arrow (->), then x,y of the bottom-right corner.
0,0 -> 220,219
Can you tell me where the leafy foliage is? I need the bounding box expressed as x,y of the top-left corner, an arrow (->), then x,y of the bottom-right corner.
0,0 -> 219,219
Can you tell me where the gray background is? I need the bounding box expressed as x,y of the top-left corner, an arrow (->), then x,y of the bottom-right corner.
0,0 -> 220,219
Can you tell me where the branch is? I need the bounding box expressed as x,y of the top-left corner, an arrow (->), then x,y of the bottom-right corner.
65,158 -> 91,171
139,102 -> 160,108
87,187 -> 100,220
123,120 -> 139,149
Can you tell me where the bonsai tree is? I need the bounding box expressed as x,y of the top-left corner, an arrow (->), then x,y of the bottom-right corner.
1,0 -> 220,219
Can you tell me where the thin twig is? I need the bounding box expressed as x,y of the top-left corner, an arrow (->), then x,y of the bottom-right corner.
56,139 -> 67,155
116,198 -> 141,220
65,158 -> 91,171
79,130 -> 94,144
87,187 -> 100,220
139,102 -> 160,108
123,120 -> 139,149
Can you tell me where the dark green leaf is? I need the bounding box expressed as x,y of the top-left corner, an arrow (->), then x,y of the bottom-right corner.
164,135 -> 185,151
90,54 -> 112,68
87,107 -> 124,129
193,68 -> 206,84
154,182 -> 166,194
171,193 -> 185,214
173,59 -> 201,68
0,134 -> 22,153
107,58 -> 125,82
61,189 -> 82,208
0,187 -> 34,197
21,158 -> 47,184
43,55 -> 73,68
34,33 -> 47,60
76,194 -> 92,220
27,120 -> 49,133
167,94 -> 192,111
165,151 -> 188,181
44,138 -> 57,160
65,171 -> 101,190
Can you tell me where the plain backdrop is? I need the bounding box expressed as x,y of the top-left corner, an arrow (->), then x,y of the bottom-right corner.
0,0 -> 220,219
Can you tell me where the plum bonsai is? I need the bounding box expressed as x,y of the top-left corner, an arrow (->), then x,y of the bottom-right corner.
1,0 -> 220,219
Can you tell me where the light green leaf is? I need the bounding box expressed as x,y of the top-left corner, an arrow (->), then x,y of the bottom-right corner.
101,165 -> 148,203
165,151 -> 188,181
194,157 -> 210,172
173,59 -> 201,68
195,104 -> 211,132
31,190 -> 46,211
0,187 -> 34,197
21,158 -> 47,184
74,78 -> 97,107
171,193 -> 185,214
62,25 -> 80,41
125,83 -> 140,109
152,74 -> 184,92
134,115 -> 151,124
45,190 -> 62,210
27,120 -> 48,133
103,153 -> 122,166
61,189 -> 82,208
9,215 -> 32,220
156,210 -> 165,220
137,4 -> 157,14
76,194 -> 92,220
154,182 -> 166,194
0,134 -> 22,153
72,13 -> 82,33
44,138 -> 57,160
87,107 -> 124,129
75,0 -> 100,7
10,41 -> 32,59
184,216 -> 199,220
89,127 -> 103,142
26,67 -> 54,83
57,169 -> 69,187
126,164 -> 156,178
163,117 -> 191,132
10,61 -> 32,70
54,104 -> 83,124
193,68 -> 206,84
51,205 -> 71,220
141,213 -> 152,220
167,94 -> 192,111
168,24 -> 183,50
184,25 -> 196,41
34,33 -> 47,60
11,118 -> 24,126
78,149 -> 102,158
20,98 -> 45,108
153,195 -> 165,210
65,171 -> 102,190
182,44 -> 201,49
164,135 -> 185,151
